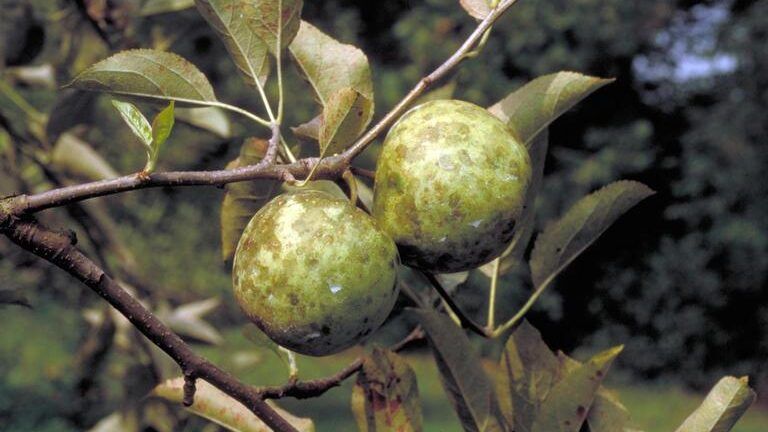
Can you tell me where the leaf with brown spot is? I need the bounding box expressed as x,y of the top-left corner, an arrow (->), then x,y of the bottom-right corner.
531,346 -> 623,432
351,347 -> 423,432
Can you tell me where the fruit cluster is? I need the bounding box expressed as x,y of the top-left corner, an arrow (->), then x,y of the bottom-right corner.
233,100 -> 531,355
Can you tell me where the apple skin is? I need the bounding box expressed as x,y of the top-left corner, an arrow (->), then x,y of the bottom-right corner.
232,190 -> 399,356
373,99 -> 531,272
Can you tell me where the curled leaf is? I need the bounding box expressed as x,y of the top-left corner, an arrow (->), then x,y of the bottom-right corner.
675,376 -> 756,432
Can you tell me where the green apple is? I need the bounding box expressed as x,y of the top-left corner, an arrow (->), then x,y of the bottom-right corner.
373,99 -> 531,272
232,190 -> 399,356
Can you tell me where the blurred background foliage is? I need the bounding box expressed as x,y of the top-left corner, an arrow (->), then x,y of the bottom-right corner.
1,0 -> 767,430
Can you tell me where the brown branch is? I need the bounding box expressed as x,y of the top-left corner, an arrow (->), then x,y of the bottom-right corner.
257,327 -> 424,400
349,166 -> 376,181
0,216 -> 297,432
423,271 -> 491,338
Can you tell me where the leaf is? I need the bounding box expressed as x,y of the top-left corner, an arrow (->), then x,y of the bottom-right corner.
194,0 -> 271,87
289,21 -> 373,103
0,79 -> 45,142
460,0 -> 492,19
250,0 -> 303,53
675,376 -> 756,432
531,346 -> 623,432
500,320 -> 562,431
152,377 -> 315,432
151,101 -> 175,150
220,138 -> 279,261
141,0 -> 195,15
292,114 -> 321,141
111,99 -> 153,150
488,72 -> 613,144
530,180 -> 655,290
351,347 -> 423,432
51,133 -> 120,181
413,308 -> 509,432
46,90 -> 98,144
69,49 -> 218,106
480,130 -> 549,277
0,288 -> 31,308
175,107 -> 231,138
290,21 -> 374,154
435,271 -> 470,295
319,87 -> 373,155
160,298 -> 223,345
588,388 -> 631,432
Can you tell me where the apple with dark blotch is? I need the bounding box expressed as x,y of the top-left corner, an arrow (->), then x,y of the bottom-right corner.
373,99 -> 532,272
232,190 -> 399,356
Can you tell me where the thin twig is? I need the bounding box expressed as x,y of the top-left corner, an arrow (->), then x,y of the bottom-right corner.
349,166 -> 376,181
342,0 -> 520,161
422,271 -> 491,338
257,326 -> 424,400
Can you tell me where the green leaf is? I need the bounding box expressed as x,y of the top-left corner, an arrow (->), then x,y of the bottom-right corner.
111,99 -> 153,150
152,377 -> 315,432
460,0 -> 492,19
250,0 -> 303,53
480,130 -> 549,278
70,49 -> 218,106
175,107 -> 232,138
51,133 -> 120,181
488,72 -> 613,145
220,138 -> 279,261
0,79 -> 45,143
530,180 -> 655,291
151,101 -> 175,150
351,347 -> 423,432
531,346 -> 623,432
290,21 -> 374,154
319,87 -> 373,155
413,308 -> 509,432
141,0 -> 195,15
500,320 -> 562,431
194,0 -> 271,87
675,376 -> 756,432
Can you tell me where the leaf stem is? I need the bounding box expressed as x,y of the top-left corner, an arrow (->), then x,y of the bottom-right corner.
492,279 -> 551,338
422,271 -> 490,338
209,101 -> 272,128
487,257 -> 501,329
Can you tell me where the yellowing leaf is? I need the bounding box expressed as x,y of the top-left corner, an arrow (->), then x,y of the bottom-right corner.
675,376 -> 756,432
489,72 -> 613,145
290,21 -> 374,154
351,348 -> 423,432
71,50 -> 218,106
460,0 -> 492,19
531,346 -> 623,432
152,377 -> 315,432
319,87 -> 373,155
250,0 -> 303,53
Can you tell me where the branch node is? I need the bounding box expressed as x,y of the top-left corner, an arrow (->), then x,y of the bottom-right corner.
182,372 -> 197,407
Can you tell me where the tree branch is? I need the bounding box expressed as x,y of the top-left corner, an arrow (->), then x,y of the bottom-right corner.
0,216 -> 297,432
257,327 -> 424,400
